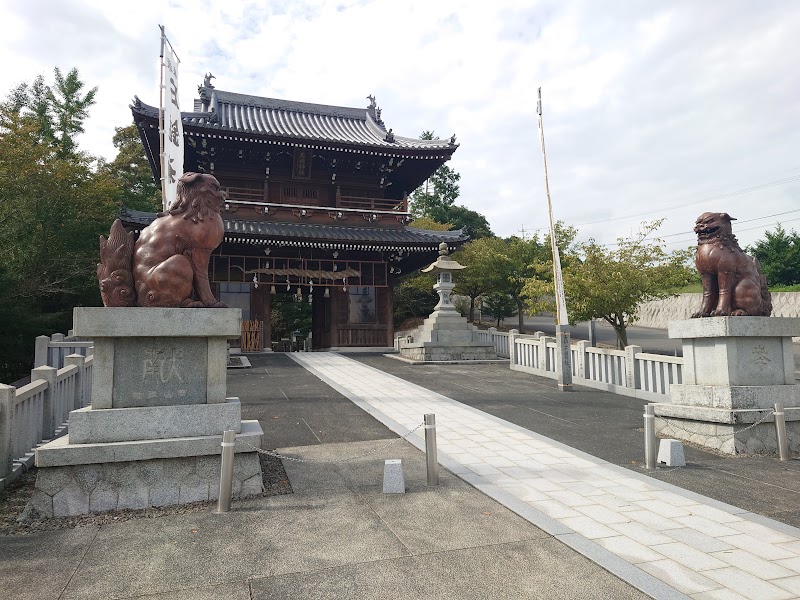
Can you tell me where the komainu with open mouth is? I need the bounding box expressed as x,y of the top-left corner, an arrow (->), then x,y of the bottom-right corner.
691,212 -> 771,318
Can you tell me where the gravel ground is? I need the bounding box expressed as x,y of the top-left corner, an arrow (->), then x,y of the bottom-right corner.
0,453 -> 292,536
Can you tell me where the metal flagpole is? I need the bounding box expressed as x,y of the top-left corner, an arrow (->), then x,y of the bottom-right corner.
537,87 -> 572,391
158,25 -> 167,212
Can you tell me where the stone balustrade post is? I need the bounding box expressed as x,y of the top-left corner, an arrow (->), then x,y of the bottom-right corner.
50,333 -> 65,369
508,329 -> 519,364
540,336 -> 555,372
624,345 -> 643,390
488,327 -> 497,348
0,384 -> 14,479
576,340 -> 591,380
34,335 -> 50,368
31,366 -> 58,440
65,354 -> 86,410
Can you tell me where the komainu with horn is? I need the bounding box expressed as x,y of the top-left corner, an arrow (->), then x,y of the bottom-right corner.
691,212 -> 771,318
97,172 -> 228,308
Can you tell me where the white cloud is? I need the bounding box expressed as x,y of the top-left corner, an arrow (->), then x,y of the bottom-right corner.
1,0 -> 798,249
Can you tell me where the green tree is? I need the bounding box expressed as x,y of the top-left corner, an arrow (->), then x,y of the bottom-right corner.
452,237 -> 507,321
747,224 -> 800,287
482,292 -> 516,327
493,235 -> 549,332
563,220 -> 693,348
49,67 -> 98,157
392,272 -> 437,327
521,222 -> 579,317
443,204 -> 494,239
0,70 -> 114,381
100,124 -> 161,212
409,132 -> 494,239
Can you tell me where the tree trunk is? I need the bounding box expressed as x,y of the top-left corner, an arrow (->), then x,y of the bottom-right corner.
612,315 -> 628,349
469,296 -> 475,322
517,300 -> 525,333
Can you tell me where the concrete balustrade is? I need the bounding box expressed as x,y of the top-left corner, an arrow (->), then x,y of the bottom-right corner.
1,336 -> 94,492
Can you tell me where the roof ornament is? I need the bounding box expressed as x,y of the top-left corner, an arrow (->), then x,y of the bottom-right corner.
208,108 -> 219,124
132,96 -> 142,109
204,72 -> 216,89
450,133 -> 457,145
366,94 -> 376,109
384,129 -> 395,143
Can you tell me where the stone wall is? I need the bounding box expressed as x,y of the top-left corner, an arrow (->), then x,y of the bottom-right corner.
28,453 -> 263,518
634,292 -> 800,329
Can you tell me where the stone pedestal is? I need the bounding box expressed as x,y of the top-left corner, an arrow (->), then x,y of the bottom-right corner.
398,307 -> 497,362
30,308 -> 264,517
654,317 -> 800,455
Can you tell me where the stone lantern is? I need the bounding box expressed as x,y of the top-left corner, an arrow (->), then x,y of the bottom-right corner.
422,242 -> 465,313
398,243 -> 497,362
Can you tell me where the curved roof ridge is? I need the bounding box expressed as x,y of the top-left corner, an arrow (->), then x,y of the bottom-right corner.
212,89 -> 368,120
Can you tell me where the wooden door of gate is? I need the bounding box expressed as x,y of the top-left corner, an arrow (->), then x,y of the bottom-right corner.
241,320 -> 263,352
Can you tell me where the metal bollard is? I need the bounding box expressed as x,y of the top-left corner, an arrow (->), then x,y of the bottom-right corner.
774,403 -> 790,461
644,404 -> 656,470
215,430 -> 237,513
424,414 -> 439,486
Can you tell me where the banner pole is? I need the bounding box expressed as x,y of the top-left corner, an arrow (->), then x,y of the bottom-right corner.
158,25 -> 167,212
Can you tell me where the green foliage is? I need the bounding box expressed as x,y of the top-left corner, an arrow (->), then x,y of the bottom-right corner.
746,224 -> 800,287
270,295 -> 311,340
0,68 -> 115,381
392,272 -> 438,326
6,67 -> 97,158
452,237 -> 508,321
409,132 -> 493,239
482,292 -> 516,327
99,125 -> 161,212
563,220 -> 693,348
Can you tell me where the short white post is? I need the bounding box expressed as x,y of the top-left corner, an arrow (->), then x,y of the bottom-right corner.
215,429 -> 237,513
644,404 -> 656,470
774,403 -> 790,461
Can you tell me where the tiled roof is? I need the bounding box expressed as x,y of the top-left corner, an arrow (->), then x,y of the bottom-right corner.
132,87 -> 457,152
120,209 -> 469,246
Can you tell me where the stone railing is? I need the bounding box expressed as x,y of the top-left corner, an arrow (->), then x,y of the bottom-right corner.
474,328 -> 510,357
0,350 -> 93,492
34,332 -> 94,370
504,331 -> 682,401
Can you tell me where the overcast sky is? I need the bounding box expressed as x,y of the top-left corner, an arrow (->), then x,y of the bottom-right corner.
2,0 -> 798,249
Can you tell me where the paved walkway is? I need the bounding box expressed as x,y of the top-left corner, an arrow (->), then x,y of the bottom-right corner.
292,352 -> 800,600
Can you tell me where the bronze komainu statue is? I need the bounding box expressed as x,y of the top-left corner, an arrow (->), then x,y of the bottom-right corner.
98,172 -> 228,308
691,212 -> 771,318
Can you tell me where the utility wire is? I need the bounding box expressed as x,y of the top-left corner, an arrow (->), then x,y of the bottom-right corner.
571,173 -> 800,227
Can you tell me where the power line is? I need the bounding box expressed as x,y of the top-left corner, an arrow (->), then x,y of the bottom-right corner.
571,173 -> 800,227
663,215 -> 800,247
659,208 -> 800,239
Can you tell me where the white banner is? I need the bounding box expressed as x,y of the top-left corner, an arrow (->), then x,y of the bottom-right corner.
161,33 -> 183,211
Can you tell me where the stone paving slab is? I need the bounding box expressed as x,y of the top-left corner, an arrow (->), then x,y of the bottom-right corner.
1,436 -> 649,600
291,352 -> 800,600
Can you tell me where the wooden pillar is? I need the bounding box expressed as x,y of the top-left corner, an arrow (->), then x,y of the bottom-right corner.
251,284 -> 269,351
385,286 -> 394,347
